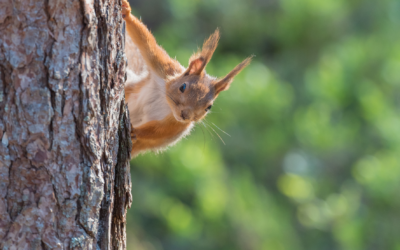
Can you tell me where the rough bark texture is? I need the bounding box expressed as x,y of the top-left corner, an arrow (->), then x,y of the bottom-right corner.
0,0 -> 132,249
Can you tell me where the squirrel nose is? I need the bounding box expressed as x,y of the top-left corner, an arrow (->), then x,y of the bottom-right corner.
181,110 -> 188,120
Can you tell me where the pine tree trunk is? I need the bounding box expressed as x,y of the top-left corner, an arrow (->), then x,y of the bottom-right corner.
0,0 -> 132,249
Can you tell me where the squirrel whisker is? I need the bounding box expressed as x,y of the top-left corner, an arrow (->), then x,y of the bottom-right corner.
211,122 -> 231,137
122,0 -> 250,157
203,119 -> 226,145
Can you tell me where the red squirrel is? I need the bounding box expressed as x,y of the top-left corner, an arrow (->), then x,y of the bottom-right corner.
121,0 -> 252,157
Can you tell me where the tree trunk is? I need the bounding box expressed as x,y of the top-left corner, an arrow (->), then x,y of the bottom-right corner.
0,0 -> 132,249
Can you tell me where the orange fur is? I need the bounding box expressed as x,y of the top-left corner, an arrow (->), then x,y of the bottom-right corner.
123,8 -> 183,78
121,0 -> 252,157
131,114 -> 192,155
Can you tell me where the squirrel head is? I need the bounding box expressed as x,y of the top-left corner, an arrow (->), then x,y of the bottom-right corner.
166,29 -> 252,123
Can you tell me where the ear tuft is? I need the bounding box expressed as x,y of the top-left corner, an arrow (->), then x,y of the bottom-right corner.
201,28 -> 220,63
213,55 -> 253,94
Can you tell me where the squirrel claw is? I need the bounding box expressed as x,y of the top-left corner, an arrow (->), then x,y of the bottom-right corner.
121,0 -> 131,20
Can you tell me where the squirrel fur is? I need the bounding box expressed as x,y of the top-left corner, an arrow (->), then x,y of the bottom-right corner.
121,0 -> 252,157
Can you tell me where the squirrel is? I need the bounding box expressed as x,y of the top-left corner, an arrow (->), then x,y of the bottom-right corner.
121,0 -> 252,158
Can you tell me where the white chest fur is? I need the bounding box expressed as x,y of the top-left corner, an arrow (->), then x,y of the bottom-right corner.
125,69 -> 172,128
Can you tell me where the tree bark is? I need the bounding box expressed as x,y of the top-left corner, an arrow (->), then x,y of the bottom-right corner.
0,0 -> 132,249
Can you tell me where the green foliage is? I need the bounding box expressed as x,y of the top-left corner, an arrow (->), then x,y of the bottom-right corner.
127,0 -> 400,249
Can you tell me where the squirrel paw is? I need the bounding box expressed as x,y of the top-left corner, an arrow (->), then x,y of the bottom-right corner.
130,123 -> 137,143
121,0 -> 132,19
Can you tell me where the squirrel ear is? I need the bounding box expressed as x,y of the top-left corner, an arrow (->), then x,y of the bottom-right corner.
186,57 -> 205,75
185,29 -> 220,76
213,56 -> 253,94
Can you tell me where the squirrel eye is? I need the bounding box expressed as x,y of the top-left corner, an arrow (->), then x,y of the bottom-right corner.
179,83 -> 186,93
206,105 -> 212,112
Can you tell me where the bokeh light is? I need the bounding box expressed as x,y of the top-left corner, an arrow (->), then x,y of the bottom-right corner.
127,0 -> 400,249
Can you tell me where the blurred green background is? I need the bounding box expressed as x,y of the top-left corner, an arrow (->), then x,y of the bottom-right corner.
126,0 -> 400,249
